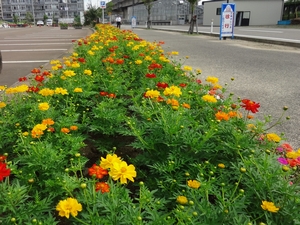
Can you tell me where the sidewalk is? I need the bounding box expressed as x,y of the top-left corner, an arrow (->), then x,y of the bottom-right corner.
127,24 -> 300,48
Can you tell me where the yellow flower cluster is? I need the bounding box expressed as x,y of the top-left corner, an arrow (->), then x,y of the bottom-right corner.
286,149 -> 300,159
100,154 -> 137,184
145,90 -> 160,99
63,70 -> 76,77
163,85 -> 182,97
206,76 -> 219,84
39,88 -> 55,97
84,69 -> 92,76
56,197 -> 82,219
5,85 -> 29,94
202,94 -> 217,103
0,102 -> 6,108
38,102 -> 50,111
261,200 -> 279,213
55,87 -> 68,95
187,180 -> 201,189
176,196 -> 188,205
31,123 -> 47,138
266,133 -> 281,143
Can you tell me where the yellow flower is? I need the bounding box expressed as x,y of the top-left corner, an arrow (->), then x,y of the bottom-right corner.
261,201 -> 279,213
74,88 -> 83,93
55,88 -> 68,95
196,69 -> 202,74
56,198 -> 82,218
218,163 -> 225,169
84,69 -> 92,75
183,65 -> 193,71
135,60 -> 143,65
144,56 -> 152,61
163,85 -> 182,97
64,60 -> 71,67
63,70 -> 76,77
71,62 -> 80,68
202,94 -> 217,103
50,60 -> 60,65
145,90 -> 160,99
100,154 -> 122,169
213,84 -> 223,89
5,85 -> 29,94
109,161 -> 137,184
88,50 -> 95,55
0,102 -> 6,108
72,52 -> 78,57
0,85 -> 6,91
52,65 -> 59,71
38,102 -> 50,111
206,76 -> 219,84
187,180 -> 201,189
266,133 -> 281,143
22,131 -> 29,136
176,196 -> 188,205
38,88 -> 55,97
171,51 -> 179,55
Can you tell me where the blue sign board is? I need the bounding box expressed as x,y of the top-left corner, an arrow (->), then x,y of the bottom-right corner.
100,1 -> 106,9
219,3 -> 235,40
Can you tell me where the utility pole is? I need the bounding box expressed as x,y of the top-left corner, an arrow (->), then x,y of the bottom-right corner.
31,0 -> 36,25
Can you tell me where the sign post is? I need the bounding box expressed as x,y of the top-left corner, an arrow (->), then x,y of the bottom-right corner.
219,3 -> 235,40
100,1 -> 106,24
131,16 -> 136,29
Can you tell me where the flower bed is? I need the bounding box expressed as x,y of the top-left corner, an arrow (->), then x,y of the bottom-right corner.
0,24 -> 299,224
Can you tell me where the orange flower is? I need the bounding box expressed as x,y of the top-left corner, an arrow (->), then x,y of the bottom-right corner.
88,164 -> 108,179
182,103 -> 190,109
70,126 -> 78,131
61,128 -> 70,134
215,111 -> 230,121
42,118 -> 55,126
95,182 -> 110,193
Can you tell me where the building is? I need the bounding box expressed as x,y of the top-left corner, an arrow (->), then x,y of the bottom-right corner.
1,0 -> 84,24
202,0 -> 284,26
111,0 -> 203,25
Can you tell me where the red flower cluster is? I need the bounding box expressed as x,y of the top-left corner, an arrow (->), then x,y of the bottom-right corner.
179,83 -> 187,88
115,59 -> 124,65
95,182 -> 110,193
0,162 -> 10,181
109,46 -> 118,52
99,91 -> 116,98
27,86 -> 40,93
88,164 -> 108,179
31,68 -> 41,74
156,82 -> 169,89
148,63 -> 163,70
146,73 -> 156,78
78,57 -> 86,63
18,77 -> 27,82
241,99 -> 260,113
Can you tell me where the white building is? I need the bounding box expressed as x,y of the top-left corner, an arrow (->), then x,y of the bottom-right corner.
203,0 -> 284,26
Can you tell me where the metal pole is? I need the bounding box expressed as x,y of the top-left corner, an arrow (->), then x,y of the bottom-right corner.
32,0 -> 36,25
102,8 -> 104,23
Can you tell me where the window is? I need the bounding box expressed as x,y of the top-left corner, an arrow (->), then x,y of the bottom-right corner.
216,8 -> 221,15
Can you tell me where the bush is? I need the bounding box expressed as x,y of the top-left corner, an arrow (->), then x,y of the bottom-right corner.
0,24 -> 299,224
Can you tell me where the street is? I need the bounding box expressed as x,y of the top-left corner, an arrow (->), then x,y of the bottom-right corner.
0,26 -> 93,87
131,27 -> 300,148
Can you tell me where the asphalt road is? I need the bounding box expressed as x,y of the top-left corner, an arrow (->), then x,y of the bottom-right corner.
129,27 -> 300,148
0,26 -> 93,87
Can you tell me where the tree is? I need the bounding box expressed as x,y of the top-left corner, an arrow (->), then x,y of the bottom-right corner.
13,14 -> 19,24
142,0 -> 155,29
84,6 -> 102,26
25,12 -> 34,25
187,0 -> 198,34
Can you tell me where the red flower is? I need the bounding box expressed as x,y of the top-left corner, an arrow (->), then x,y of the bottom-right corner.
27,86 -> 39,93
35,75 -> 44,82
31,68 -> 40,74
139,53 -> 145,57
0,155 -> 7,162
42,71 -> 51,76
196,79 -> 202,84
95,182 -> 110,193
148,63 -> 163,70
78,57 -> 86,63
100,91 -> 108,96
108,93 -> 116,98
18,77 -> 27,82
78,42 -> 82,46
156,82 -> 169,89
146,73 -> 156,78
179,83 -> 187,87
123,55 -> 130,59
115,59 -> 124,65
47,127 -> 55,133
0,162 -> 10,181
241,99 -> 260,113
88,164 -> 108,179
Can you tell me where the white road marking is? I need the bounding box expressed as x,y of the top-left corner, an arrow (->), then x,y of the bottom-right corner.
3,60 -> 50,63
237,29 -> 283,33
1,49 -> 67,52
0,43 -> 71,46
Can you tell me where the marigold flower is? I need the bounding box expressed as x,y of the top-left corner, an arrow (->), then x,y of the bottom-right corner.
70,126 -> 78,131
215,111 -> 230,121
241,99 -> 260,113
156,82 -> 169,89
187,180 -> 201,189
63,70 -> 76,77
74,88 -> 83,93
135,60 -> 142,65
266,133 -> 281,143
109,161 -> 137,184
176,196 -> 188,205
84,69 -> 92,75
145,90 -> 160,99
261,201 -> 279,213
88,164 -> 108,179
202,94 -> 217,103
0,85 -> 6,91
0,162 -> 10,181
166,99 -> 179,107
0,102 -> 6,108
182,103 -> 190,109
183,65 -> 192,71
55,88 -> 68,95
42,118 -> 55,126
218,163 -> 225,169
163,85 -> 182,97
206,76 -> 219,84
38,88 -> 55,96
100,154 -> 122,169
35,75 -> 44,82
61,128 -> 70,134
38,102 -> 50,111
95,182 -> 110,193
56,197 -> 82,218
18,76 -> 27,82
145,73 -> 156,78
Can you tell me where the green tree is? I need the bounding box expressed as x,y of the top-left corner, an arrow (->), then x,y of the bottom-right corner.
142,0 -> 155,29
84,5 -> 102,26
13,14 -> 19,24
43,14 -> 48,23
187,0 -> 198,34
25,12 -> 34,25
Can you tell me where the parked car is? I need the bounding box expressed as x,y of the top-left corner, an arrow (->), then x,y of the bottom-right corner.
46,19 -> 53,26
37,20 -> 44,26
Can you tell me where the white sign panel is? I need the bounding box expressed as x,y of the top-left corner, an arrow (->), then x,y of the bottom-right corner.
220,3 -> 235,39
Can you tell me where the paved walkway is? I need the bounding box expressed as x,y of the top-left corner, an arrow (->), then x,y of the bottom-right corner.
123,24 -> 300,48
